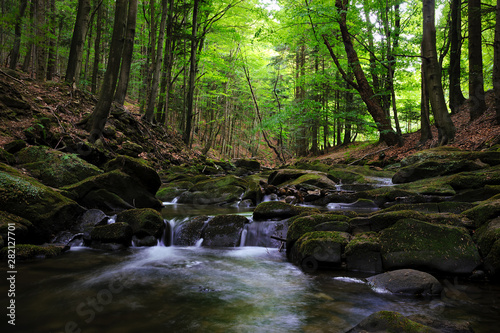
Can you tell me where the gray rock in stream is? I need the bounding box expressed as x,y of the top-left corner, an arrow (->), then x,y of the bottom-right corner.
202,215 -> 249,247
367,269 -> 443,295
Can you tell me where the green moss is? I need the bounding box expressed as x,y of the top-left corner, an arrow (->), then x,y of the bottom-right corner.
474,218 -> 500,256
296,231 -> 349,257
117,208 -> 164,238
253,201 -> 320,220
287,214 -> 349,242
345,232 -> 380,256
0,244 -> 65,260
462,198 -> 500,228
374,311 -> 436,333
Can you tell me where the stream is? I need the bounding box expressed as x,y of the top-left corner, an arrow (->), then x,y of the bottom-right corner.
3,204 -> 500,333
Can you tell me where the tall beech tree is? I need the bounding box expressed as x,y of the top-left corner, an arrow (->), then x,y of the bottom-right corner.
65,0 -> 91,85
89,0 -> 128,143
422,0 -> 455,145
8,0 -> 29,70
468,0 -> 487,121
448,0 -> 465,113
495,0 -> 500,124
323,0 -> 401,147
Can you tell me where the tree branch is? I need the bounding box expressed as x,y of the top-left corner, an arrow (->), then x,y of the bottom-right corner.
322,35 -> 359,90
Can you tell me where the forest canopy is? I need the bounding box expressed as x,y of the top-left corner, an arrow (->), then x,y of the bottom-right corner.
1,0 -> 499,163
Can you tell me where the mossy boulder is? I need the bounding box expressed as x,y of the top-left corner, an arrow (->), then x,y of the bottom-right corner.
291,231 -> 350,270
116,208 -> 164,239
0,211 -> 34,244
156,180 -> 193,202
474,217 -> 500,257
287,214 -> 350,244
367,269 -> 442,295
0,244 -> 67,260
345,311 -> 440,333
90,222 -> 133,246
462,196 -> 500,228
268,169 -> 337,188
392,159 -> 486,184
253,201 -> 319,220
177,175 -> 248,205
234,159 -> 261,171
401,147 -> 473,166
241,175 -> 264,205
350,210 -> 426,234
4,139 -> 27,154
175,216 -> 209,246
61,170 -> 162,211
16,146 -> 103,188
382,202 -> 475,215
380,219 -> 481,274
0,148 -> 15,164
104,155 -> 161,194
345,232 -> 383,273
452,185 -> 500,202
0,163 -> 84,243
201,214 -> 248,247
447,165 -> 500,190
357,187 -> 426,207
484,239 -> 500,279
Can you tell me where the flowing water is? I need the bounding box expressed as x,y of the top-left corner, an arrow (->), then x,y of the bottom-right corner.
3,204 -> 500,333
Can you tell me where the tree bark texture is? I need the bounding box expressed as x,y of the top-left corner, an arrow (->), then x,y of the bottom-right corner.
448,0 -> 465,114
329,0 -> 400,147
468,0 -> 486,121
46,0 -> 57,80
89,0 -> 127,143
494,0 -> 500,124
9,0 -> 28,70
420,61 -> 433,143
422,0 -> 455,145
35,0 -> 47,81
91,0 -> 103,94
65,0 -> 91,84
114,0 -> 138,105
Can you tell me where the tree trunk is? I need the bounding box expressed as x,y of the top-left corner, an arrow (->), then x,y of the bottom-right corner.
35,0 -> 47,81
157,0 -> 175,124
422,0 -> 455,145
89,0 -> 127,143
9,0 -> 29,70
144,0 -> 168,122
65,0 -> 91,84
46,0 -> 57,80
468,0 -> 487,121
183,0 -> 199,145
494,0 -> 500,124
326,0 -> 400,147
449,0 -> 465,113
91,0 -> 103,94
420,61 -> 433,143
114,0 -> 138,105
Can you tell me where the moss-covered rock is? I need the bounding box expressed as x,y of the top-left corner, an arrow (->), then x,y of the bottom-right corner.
447,165 -> 500,190
234,159 -> 261,171
156,180 -> 193,202
0,244 -> 67,260
350,210 -> 426,234
382,202 -> 475,215
177,175 -> 248,205
380,219 -> 481,274
117,208 -> 164,239
462,196 -> 500,228
104,155 -> 161,194
474,217 -> 500,257
253,201 -> 319,220
287,214 -> 350,244
175,216 -> 209,246
291,231 -> 350,270
345,232 -> 383,273
4,139 -> 27,154
241,175 -> 264,205
452,185 -> 500,202
357,187 -> 426,206
61,170 -> 162,211
0,148 -> 15,164
392,159 -> 486,184
345,311 -> 441,333
0,163 -> 84,243
90,222 -> 133,246
16,146 -> 103,187
367,269 -> 442,295
484,239 -> 500,279
0,211 -> 34,244
202,214 -> 248,247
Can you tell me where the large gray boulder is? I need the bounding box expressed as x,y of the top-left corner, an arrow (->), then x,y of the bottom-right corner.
202,215 -> 248,247
367,269 -> 443,295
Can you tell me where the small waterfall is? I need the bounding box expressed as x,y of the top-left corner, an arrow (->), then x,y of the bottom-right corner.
239,226 -> 248,247
195,238 -> 204,247
157,219 -> 170,246
107,215 -> 117,224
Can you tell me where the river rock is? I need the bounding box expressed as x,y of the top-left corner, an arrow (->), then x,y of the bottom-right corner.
287,214 -> 350,246
16,145 -> 103,187
177,175 -> 247,205
268,169 -> 337,190
175,216 -> 210,246
253,201 -> 319,220
0,244 -> 68,260
350,210 -> 426,234
407,314 -> 474,333
61,170 -> 162,211
202,214 -> 248,247
234,158 -> 261,171
117,208 -> 164,239
156,180 -> 193,202
345,311 -> 441,333
0,163 -> 85,243
484,239 -> 500,279
104,155 -> 161,194
462,196 -> 500,228
290,231 -> 350,271
367,269 -> 443,295
0,148 -> 15,164
345,232 -> 383,273
0,211 -> 34,244
90,222 -> 133,247
380,219 -> 481,275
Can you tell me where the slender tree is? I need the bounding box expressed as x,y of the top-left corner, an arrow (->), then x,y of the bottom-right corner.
89,0 -> 128,143
46,0 -> 57,80
468,0 -> 487,121
494,0 -> 500,124
422,0 -> 455,145
114,0 -> 139,105
448,0 -> 465,113
65,0 -> 92,85
8,0 -> 29,70
91,0 -> 103,94
35,0 -> 47,81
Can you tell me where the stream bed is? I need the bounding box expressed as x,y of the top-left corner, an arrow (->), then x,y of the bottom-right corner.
3,204 -> 500,333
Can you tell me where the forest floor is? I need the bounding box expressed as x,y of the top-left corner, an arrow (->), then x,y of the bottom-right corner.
1,67 -> 500,168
